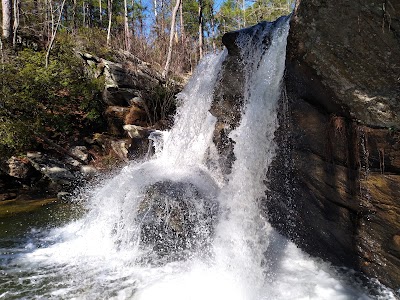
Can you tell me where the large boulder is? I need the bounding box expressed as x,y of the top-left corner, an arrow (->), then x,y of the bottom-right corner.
265,0 -> 400,290
136,180 -> 219,261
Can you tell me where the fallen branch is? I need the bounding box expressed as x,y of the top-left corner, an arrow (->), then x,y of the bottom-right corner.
35,133 -> 87,165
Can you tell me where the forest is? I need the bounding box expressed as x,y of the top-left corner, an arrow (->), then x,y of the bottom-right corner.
0,0 -> 292,159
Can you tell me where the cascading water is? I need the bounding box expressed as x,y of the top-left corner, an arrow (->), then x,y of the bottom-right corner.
0,17 -> 396,300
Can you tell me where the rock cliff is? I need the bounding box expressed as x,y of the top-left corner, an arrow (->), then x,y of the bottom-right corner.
269,0 -> 400,290
218,0 -> 400,291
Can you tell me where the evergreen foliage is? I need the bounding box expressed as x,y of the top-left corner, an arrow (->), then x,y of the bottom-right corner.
0,42 -> 104,155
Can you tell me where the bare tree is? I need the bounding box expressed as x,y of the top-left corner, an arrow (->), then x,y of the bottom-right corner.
72,0 -> 77,31
136,0 -> 144,36
162,0 -> 181,78
0,38 -> 4,66
198,0 -> 203,59
179,0 -> 185,43
1,0 -> 12,41
99,0 -> 103,24
12,0 -> 20,47
45,0 -> 67,67
154,0 -> 157,19
124,0 -> 131,51
107,0 -> 113,46
82,0 -> 86,27
210,5 -> 216,52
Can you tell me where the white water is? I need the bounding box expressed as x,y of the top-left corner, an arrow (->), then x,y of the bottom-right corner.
1,18 -> 396,300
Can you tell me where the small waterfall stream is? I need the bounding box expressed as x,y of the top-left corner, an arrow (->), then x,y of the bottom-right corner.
0,17 -> 396,300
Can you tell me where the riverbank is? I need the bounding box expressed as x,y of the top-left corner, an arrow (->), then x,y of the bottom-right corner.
0,198 -> 59,218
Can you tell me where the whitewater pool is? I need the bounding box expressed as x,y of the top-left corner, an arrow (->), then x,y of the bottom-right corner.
0,198 -> 396,300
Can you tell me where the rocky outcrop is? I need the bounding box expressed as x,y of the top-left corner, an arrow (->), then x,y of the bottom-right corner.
211,18 -> 287,175
0,150 -> 93,200
80,50 -> 165,107
80,50 -> 182,160
265,0 -> 400,291
217,1 -> 400,291
286,0 -> 400,129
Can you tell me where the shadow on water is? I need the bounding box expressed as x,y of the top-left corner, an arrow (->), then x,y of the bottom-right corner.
263,229 -> 288,283
0,199 -> 85,297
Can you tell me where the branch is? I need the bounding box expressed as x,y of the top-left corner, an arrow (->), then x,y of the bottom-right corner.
35,133 -> 87,165
45,0 -> 66,68
162,0 -> 181,78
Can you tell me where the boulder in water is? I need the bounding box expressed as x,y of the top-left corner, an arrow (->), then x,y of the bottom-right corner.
136,180 -> 219,261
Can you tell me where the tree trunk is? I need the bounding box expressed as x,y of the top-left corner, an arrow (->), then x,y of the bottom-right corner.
82,0 -> 86,27
12,0 -> 20,47
99,0 -> 102,25
45,0 -> 51,43
72,0 -> 77,31
0,38 -> 4,66
210,5 -> 216,52
45,0 -> 66,67
242,0 -> 245,28
124,0 -> 131,51
138,0 -> 144,37
198,0 -> 203,59
179,0 -> 185,43
1,0 -> 12,41
162,0 -> 181,78
106,0 -> 112,46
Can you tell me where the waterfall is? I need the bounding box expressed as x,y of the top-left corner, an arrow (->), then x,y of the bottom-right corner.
1,17 -> 396,300
211,17 -> 290,299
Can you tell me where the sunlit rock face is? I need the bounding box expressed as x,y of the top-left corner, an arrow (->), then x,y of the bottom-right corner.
265,0 -> 400,290
286,0 -> 400,129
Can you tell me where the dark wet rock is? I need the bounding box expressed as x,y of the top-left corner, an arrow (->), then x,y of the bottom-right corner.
212,16 -> 290,176
0,171 -> 20,201
137,180 -> 219,261
27,152 -> 76,187
0,192 -> 18,201
264,0 -> 400,290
